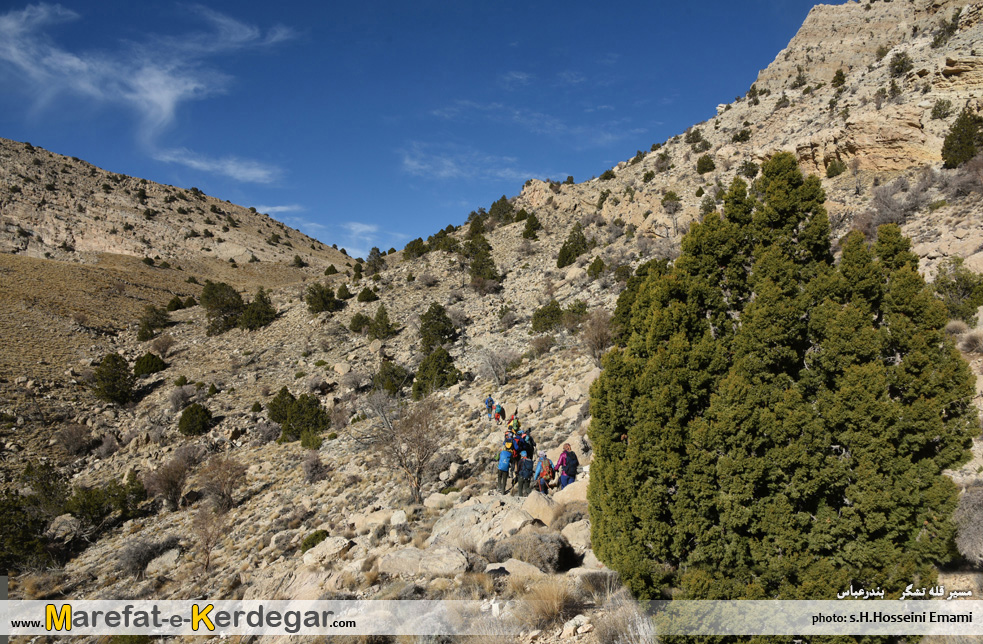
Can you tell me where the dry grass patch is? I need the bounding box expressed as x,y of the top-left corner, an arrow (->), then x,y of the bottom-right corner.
946,319 -> 970,336
18,571 -> 67,599
960,329 -> 983,354
520,577 -> 583,629
592,590 -> 658,644
456,572 -> 496,599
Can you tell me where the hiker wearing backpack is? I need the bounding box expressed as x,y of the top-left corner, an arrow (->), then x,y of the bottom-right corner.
497,442 -> 513,494
534,451 -> 555,495
484,396 -> 495,422
494,403 -> 505,425
519,430 -> 536,457
516,451 -> 534,496
556,443 -> 580,490
511,431 -> 527,479
508,412 -> 520,433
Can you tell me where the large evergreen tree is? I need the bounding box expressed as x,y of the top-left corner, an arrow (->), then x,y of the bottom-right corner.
588,152 -> 978,602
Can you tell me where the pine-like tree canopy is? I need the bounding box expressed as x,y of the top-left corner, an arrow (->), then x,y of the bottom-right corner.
588,152 -> 978,602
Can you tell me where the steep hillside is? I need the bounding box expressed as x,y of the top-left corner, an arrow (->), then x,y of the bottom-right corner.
513,0 -> 983,278
0,137 -> 349,268
3,1 -> 983,642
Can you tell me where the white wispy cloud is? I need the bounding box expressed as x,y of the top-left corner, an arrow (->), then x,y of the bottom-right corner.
500,70 -> 533,89
0,3 -> 292,182
399,141 -> 562,183
154,148 -> 281,184
253,204 -> 306,214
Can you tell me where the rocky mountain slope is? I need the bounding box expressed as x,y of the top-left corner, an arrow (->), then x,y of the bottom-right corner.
3,0 -> 983,642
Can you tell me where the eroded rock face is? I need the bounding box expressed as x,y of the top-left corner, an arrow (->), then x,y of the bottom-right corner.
302,537 -> 355,570
378,546 -> 468,577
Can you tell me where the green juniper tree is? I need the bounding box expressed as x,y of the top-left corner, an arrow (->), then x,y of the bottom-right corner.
419,302 -> 457,353
588,152 -> 978,604
238,288 -> 277,330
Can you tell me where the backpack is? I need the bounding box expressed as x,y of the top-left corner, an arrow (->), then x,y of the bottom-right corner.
504,440 -> 518,459
498,449 -> 512,471
514,435 -> 527,455
538,458 -> 554,480
563,451 -> 580,477
519,457 -> 534,479
485,397 -> 494,409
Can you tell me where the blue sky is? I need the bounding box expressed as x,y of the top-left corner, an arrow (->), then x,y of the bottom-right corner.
0,1 -> 842,258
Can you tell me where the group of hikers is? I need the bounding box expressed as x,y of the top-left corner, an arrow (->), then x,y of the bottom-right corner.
485,396 -> 580,497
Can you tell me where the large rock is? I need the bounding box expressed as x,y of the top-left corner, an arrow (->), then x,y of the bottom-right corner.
378,546 -> 468,577
561,520 -> 591,553
485,558 -> 544,578
522,492 -> 561,526
302,536 -> 355,569
352,508 -> 395,533
426,496 -> 527,547
553,479 -> 588,505
424,491 -> 461,510
45,514 -> 81,543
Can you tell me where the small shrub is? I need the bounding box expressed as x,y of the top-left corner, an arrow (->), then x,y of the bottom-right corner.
960,329 -> 983,354
143,449 -> 195,510
133,352 -> 167,377
531,299 -> 563,333
530,334 -> 555,357
302,453 -> 330,484
932,99 -> 953,120
166,295 -> 186,312
889,52 -> 913,78
412,347 -> 461,400
350,312 -> 372,333
599,169 -> 615,180
92,353 -> 134,405
520,578 -> 582,629
942,108 -> 983,169
198,454 -> 247,511
356,287 -> 378,302
301,530 -> 329,553
151,335 -> 176,357
57,424 -> 92,456
731,129 -> 751,143
178,403 -> 213,436
826,159 -> 847,178
696,154 -> 715,174
238,288 -> 277,330
557,223 -> 589,269
945,320 -> 970,336
374,360 -> 411,395
305,282 -> 339,313
117,536 -> 180,578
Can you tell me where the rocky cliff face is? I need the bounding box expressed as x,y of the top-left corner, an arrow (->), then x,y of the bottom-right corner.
4,2 -> 983,642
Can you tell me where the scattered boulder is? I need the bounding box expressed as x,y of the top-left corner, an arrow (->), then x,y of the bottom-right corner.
302,536 -> 355,569
485,558 -> 544,578
553,479 -> 588,505
561,519 -> 591,553
522,492 -> 561,526
45,514 -> 81,543
378,546 -> 468,577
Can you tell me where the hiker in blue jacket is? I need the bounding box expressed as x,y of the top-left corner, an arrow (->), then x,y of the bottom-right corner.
484,396 -> 495,422
497,443 -> 513,494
